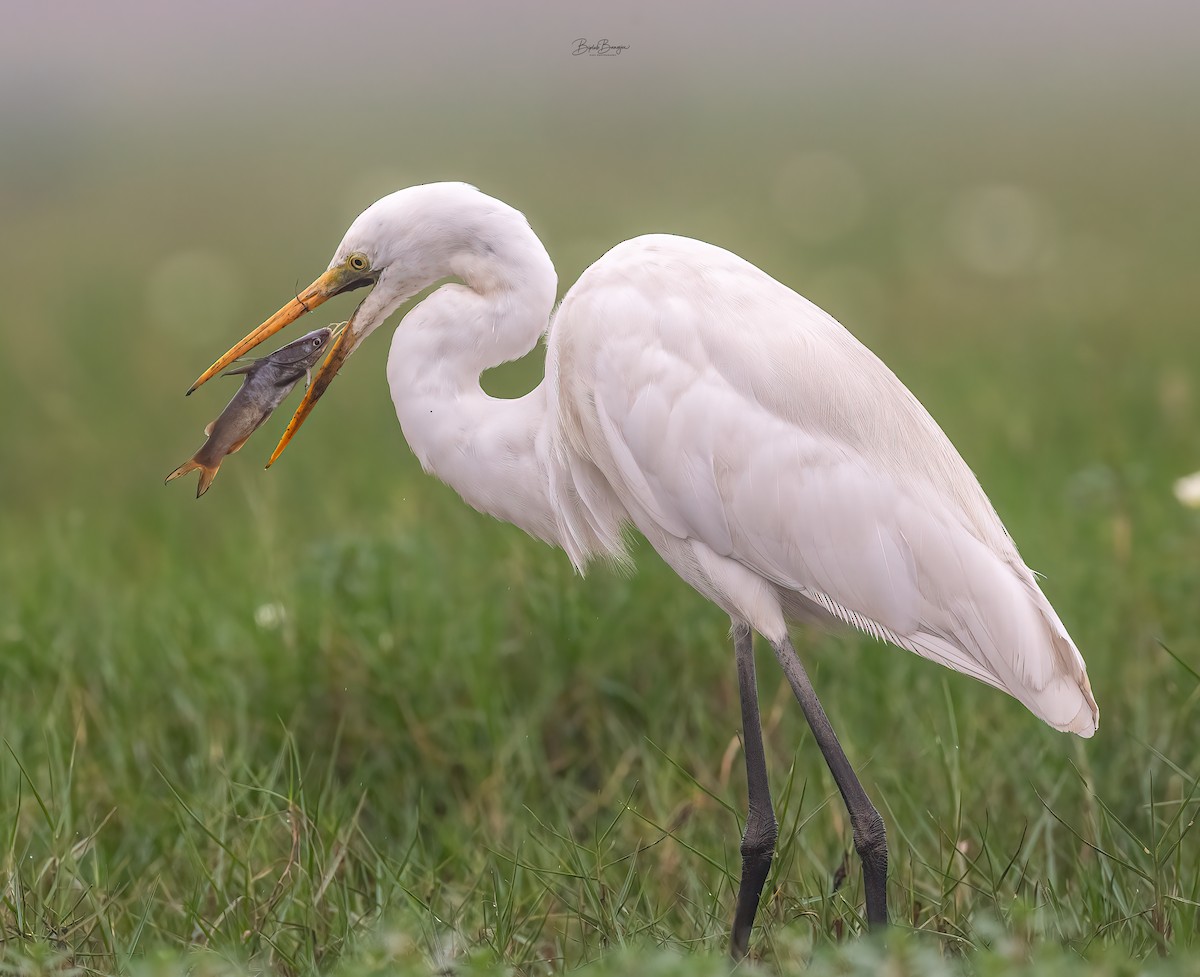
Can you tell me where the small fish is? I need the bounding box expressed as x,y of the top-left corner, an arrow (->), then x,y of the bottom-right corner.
166,325 -> 337,497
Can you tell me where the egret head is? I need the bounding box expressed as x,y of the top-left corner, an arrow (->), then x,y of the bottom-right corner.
187,182 -> 523,466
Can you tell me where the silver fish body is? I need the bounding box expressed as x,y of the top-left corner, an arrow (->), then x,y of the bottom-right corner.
166,326 -> 335,497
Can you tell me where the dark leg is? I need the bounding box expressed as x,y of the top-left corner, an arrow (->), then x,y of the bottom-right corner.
770,635 -> 888,929
729,621 -> 779,960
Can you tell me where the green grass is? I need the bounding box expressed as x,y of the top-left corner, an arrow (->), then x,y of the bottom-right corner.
1,99 -> 1199,974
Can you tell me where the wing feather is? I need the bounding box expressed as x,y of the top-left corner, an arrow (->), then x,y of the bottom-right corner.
550,234 -> 1098,736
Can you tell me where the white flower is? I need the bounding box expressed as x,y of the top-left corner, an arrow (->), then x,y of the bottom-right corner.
254,602 -> 287,630
1173,471 -> 1200,508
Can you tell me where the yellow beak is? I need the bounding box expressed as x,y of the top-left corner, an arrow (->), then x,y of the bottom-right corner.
186,261 -> 369,465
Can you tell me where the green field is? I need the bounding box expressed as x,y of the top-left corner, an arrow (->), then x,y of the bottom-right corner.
1,97 -> 1198,975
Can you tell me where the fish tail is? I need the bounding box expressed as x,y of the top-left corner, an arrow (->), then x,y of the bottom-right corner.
165,458 -> 221,498
164,460 -> 199,484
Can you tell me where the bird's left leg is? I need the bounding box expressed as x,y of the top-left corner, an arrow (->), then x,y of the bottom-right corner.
770,635 -> 888,929
729,620 -> 778,960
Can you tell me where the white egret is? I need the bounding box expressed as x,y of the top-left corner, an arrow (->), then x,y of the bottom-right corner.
188,182 -> 1098,957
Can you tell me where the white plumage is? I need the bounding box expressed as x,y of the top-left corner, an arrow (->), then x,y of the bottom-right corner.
196,181 -> 1099,952
549,234 -> 1097,736
366,185 -> 1097,739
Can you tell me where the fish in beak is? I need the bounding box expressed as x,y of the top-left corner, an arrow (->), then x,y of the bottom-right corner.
187,257 -> 375,466
167,325 -> 341,496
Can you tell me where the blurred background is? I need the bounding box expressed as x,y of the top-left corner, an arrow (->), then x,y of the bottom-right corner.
2,0 -> 1197,523
3,0 -> 1199,522
1,0 -> 1198,968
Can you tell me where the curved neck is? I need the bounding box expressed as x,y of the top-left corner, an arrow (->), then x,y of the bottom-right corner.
384,249 -> 563,546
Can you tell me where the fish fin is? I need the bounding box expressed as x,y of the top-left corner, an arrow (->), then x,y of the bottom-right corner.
165,458 -> 220,498
204,419 -> 216,437
227,435 -> 251,456
222,362 -> 255,377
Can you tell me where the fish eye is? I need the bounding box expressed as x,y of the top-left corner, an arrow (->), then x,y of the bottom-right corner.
312,337 -> 323,347
348,253 -> 369,273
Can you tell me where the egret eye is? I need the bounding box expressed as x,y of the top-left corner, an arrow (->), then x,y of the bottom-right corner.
348,253 -> 369,273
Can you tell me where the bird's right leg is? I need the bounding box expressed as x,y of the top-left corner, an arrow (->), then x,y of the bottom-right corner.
729,620 -> 778,960
770,634 -> 888,929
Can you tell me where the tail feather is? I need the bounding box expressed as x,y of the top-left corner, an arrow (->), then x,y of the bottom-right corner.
165,458 -> 221,498
1028,587 -> 1099,737
778,511 -> 1100,739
